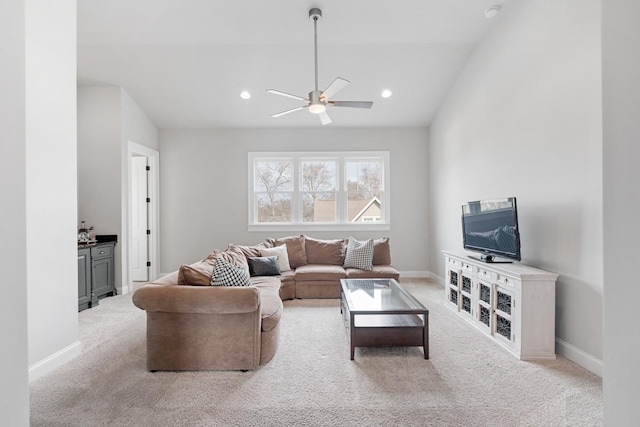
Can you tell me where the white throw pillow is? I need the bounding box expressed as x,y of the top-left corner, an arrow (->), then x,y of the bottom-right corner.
260,245 -> 292,272
343,237 -> 374,271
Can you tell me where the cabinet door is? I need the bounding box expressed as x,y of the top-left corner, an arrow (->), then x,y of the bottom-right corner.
475,280 -> 493,334
459,273 -> 473,320
78,249 -> 92,311
92,256 -> 114,298
493,285 -> 516,348
446,269 -> 461,311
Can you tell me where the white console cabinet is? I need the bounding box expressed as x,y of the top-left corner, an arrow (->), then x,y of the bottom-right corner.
442,250 -> 558,360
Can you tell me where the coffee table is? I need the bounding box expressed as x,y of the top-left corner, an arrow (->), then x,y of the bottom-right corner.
340,278 -> 429,360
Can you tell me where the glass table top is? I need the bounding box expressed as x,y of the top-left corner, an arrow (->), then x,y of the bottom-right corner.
340,279 -> 427,313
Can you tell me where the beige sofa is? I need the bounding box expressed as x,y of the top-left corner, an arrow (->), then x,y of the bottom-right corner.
132,235 -> 399,371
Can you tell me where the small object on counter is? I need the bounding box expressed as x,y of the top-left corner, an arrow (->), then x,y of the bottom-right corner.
78,221 -> 90,243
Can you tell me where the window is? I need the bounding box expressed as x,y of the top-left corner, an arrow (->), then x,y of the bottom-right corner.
249,152 -> 390,231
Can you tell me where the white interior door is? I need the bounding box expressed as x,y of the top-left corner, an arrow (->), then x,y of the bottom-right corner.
130,156 -> 148,281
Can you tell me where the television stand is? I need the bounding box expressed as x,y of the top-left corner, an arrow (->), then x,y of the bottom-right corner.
443,250 -> 558,360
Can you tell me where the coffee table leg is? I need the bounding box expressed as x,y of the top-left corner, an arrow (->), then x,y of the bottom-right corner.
423,312 -> 429,359
350,312 -> 355,360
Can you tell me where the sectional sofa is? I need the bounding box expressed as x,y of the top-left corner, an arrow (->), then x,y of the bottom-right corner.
132,235 -> 399,371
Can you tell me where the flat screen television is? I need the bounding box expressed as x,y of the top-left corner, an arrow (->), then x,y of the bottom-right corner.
461,197 -> 521,263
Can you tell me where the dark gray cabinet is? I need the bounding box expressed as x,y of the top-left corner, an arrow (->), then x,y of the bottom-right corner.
78,242 -> 116,311
77,248 -> 92,311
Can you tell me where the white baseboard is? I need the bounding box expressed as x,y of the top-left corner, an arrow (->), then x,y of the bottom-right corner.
555,337 -> 602,377
428,271 -> 445,286
29,341 -> 82,383
399,271 -> 430,278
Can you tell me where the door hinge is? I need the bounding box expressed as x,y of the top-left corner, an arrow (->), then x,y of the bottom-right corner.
146,165 -> 150,171
146,229 -> 151,235
147,261 -> 151,267
146,197 -> 151,203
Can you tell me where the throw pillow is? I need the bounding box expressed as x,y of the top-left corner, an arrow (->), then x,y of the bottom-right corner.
343,237 -> 374,271
226,243 -> 269,260
207,248 -> 250,273
177,263 -> 212,286
260,245 -> 291,272
372,237 -> 392,265
247,256 -> 281,276
210,255 -> 252,287
304,237 -> 346,265
265,235 -> 308,268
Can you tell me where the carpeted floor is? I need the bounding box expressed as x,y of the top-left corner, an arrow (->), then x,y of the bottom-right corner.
30,279 -> 602,426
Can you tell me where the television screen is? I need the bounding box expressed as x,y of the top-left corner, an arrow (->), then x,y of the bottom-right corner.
461,197 -> 521,262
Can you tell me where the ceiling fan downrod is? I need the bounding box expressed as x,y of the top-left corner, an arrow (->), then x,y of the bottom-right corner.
309,8 -> 322,93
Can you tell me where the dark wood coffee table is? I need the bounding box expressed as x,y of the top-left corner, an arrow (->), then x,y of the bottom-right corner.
340,278 -> 429,360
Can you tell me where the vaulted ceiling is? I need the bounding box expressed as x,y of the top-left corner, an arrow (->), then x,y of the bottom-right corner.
77,0 -> 514,128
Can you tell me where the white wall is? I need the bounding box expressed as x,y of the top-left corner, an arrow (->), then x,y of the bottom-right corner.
428,0 -> 602,372
77,86 -> 123,289
602,0 -> 640,424
0,0 -> 29,423
77,86 -> 158,292
122,90 -> 159,151
158,128 -> 429,274
25,0 -> 80,381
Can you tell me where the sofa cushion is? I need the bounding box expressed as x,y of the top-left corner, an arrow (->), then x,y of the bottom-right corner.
266,235 -> 308,268
343,237 -> 374,271
177,262 -> 212,286
227,243 -> 269,261
260,245 -> 291,272
305,236 -> 346,265
294,264 -> 347,281
250,276 -> 283,332
345,265 -> 400,279
205,248 -> 250,272
372,237 -> 392,265
211,256 -> 252,287
277,269 -> 296,283
248,256 -> 281,276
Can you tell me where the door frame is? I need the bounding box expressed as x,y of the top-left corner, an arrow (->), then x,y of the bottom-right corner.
122,141 -> 159,294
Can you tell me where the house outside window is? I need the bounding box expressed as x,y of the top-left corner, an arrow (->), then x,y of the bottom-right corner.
249,152 -> 390,231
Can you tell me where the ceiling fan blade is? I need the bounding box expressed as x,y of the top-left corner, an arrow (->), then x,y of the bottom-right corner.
319,111 -> 332,125
271,106 -> 307,118
321,77 -> 350,100
328,100 -> 373,109
266,89 -> 308,101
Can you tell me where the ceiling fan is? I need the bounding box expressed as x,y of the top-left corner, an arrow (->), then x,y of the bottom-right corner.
266,8 -> 373,125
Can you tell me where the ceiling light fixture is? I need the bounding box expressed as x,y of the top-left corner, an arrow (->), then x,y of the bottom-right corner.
381,89 -> 392,98
484,5 -> 501,19
240,91 -> 251,100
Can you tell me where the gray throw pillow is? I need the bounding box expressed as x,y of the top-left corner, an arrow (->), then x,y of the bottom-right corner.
247,256 -> 281,277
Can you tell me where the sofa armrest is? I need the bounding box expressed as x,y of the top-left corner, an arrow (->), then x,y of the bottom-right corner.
132,284 -> 260,315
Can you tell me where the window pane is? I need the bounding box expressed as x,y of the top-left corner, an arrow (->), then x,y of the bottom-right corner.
301,161 -> 336,191
256,193 -> 291,223
345,160 -> 383,192
255,161 -> 292,192
302,192 -> 336,223
348,191 -> 383,222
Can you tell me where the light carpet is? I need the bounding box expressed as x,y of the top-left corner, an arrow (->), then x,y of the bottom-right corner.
30,279 -> 602,426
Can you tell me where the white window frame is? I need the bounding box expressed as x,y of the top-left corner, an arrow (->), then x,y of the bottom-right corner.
248,151 -> 390,232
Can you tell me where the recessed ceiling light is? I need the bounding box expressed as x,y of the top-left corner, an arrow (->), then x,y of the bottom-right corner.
381,89 -> 392,98
240,91 -> 251,100
484,5 -> 501,18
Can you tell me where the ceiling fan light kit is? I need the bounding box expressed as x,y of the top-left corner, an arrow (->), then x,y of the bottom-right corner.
266,8 -> 373,125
